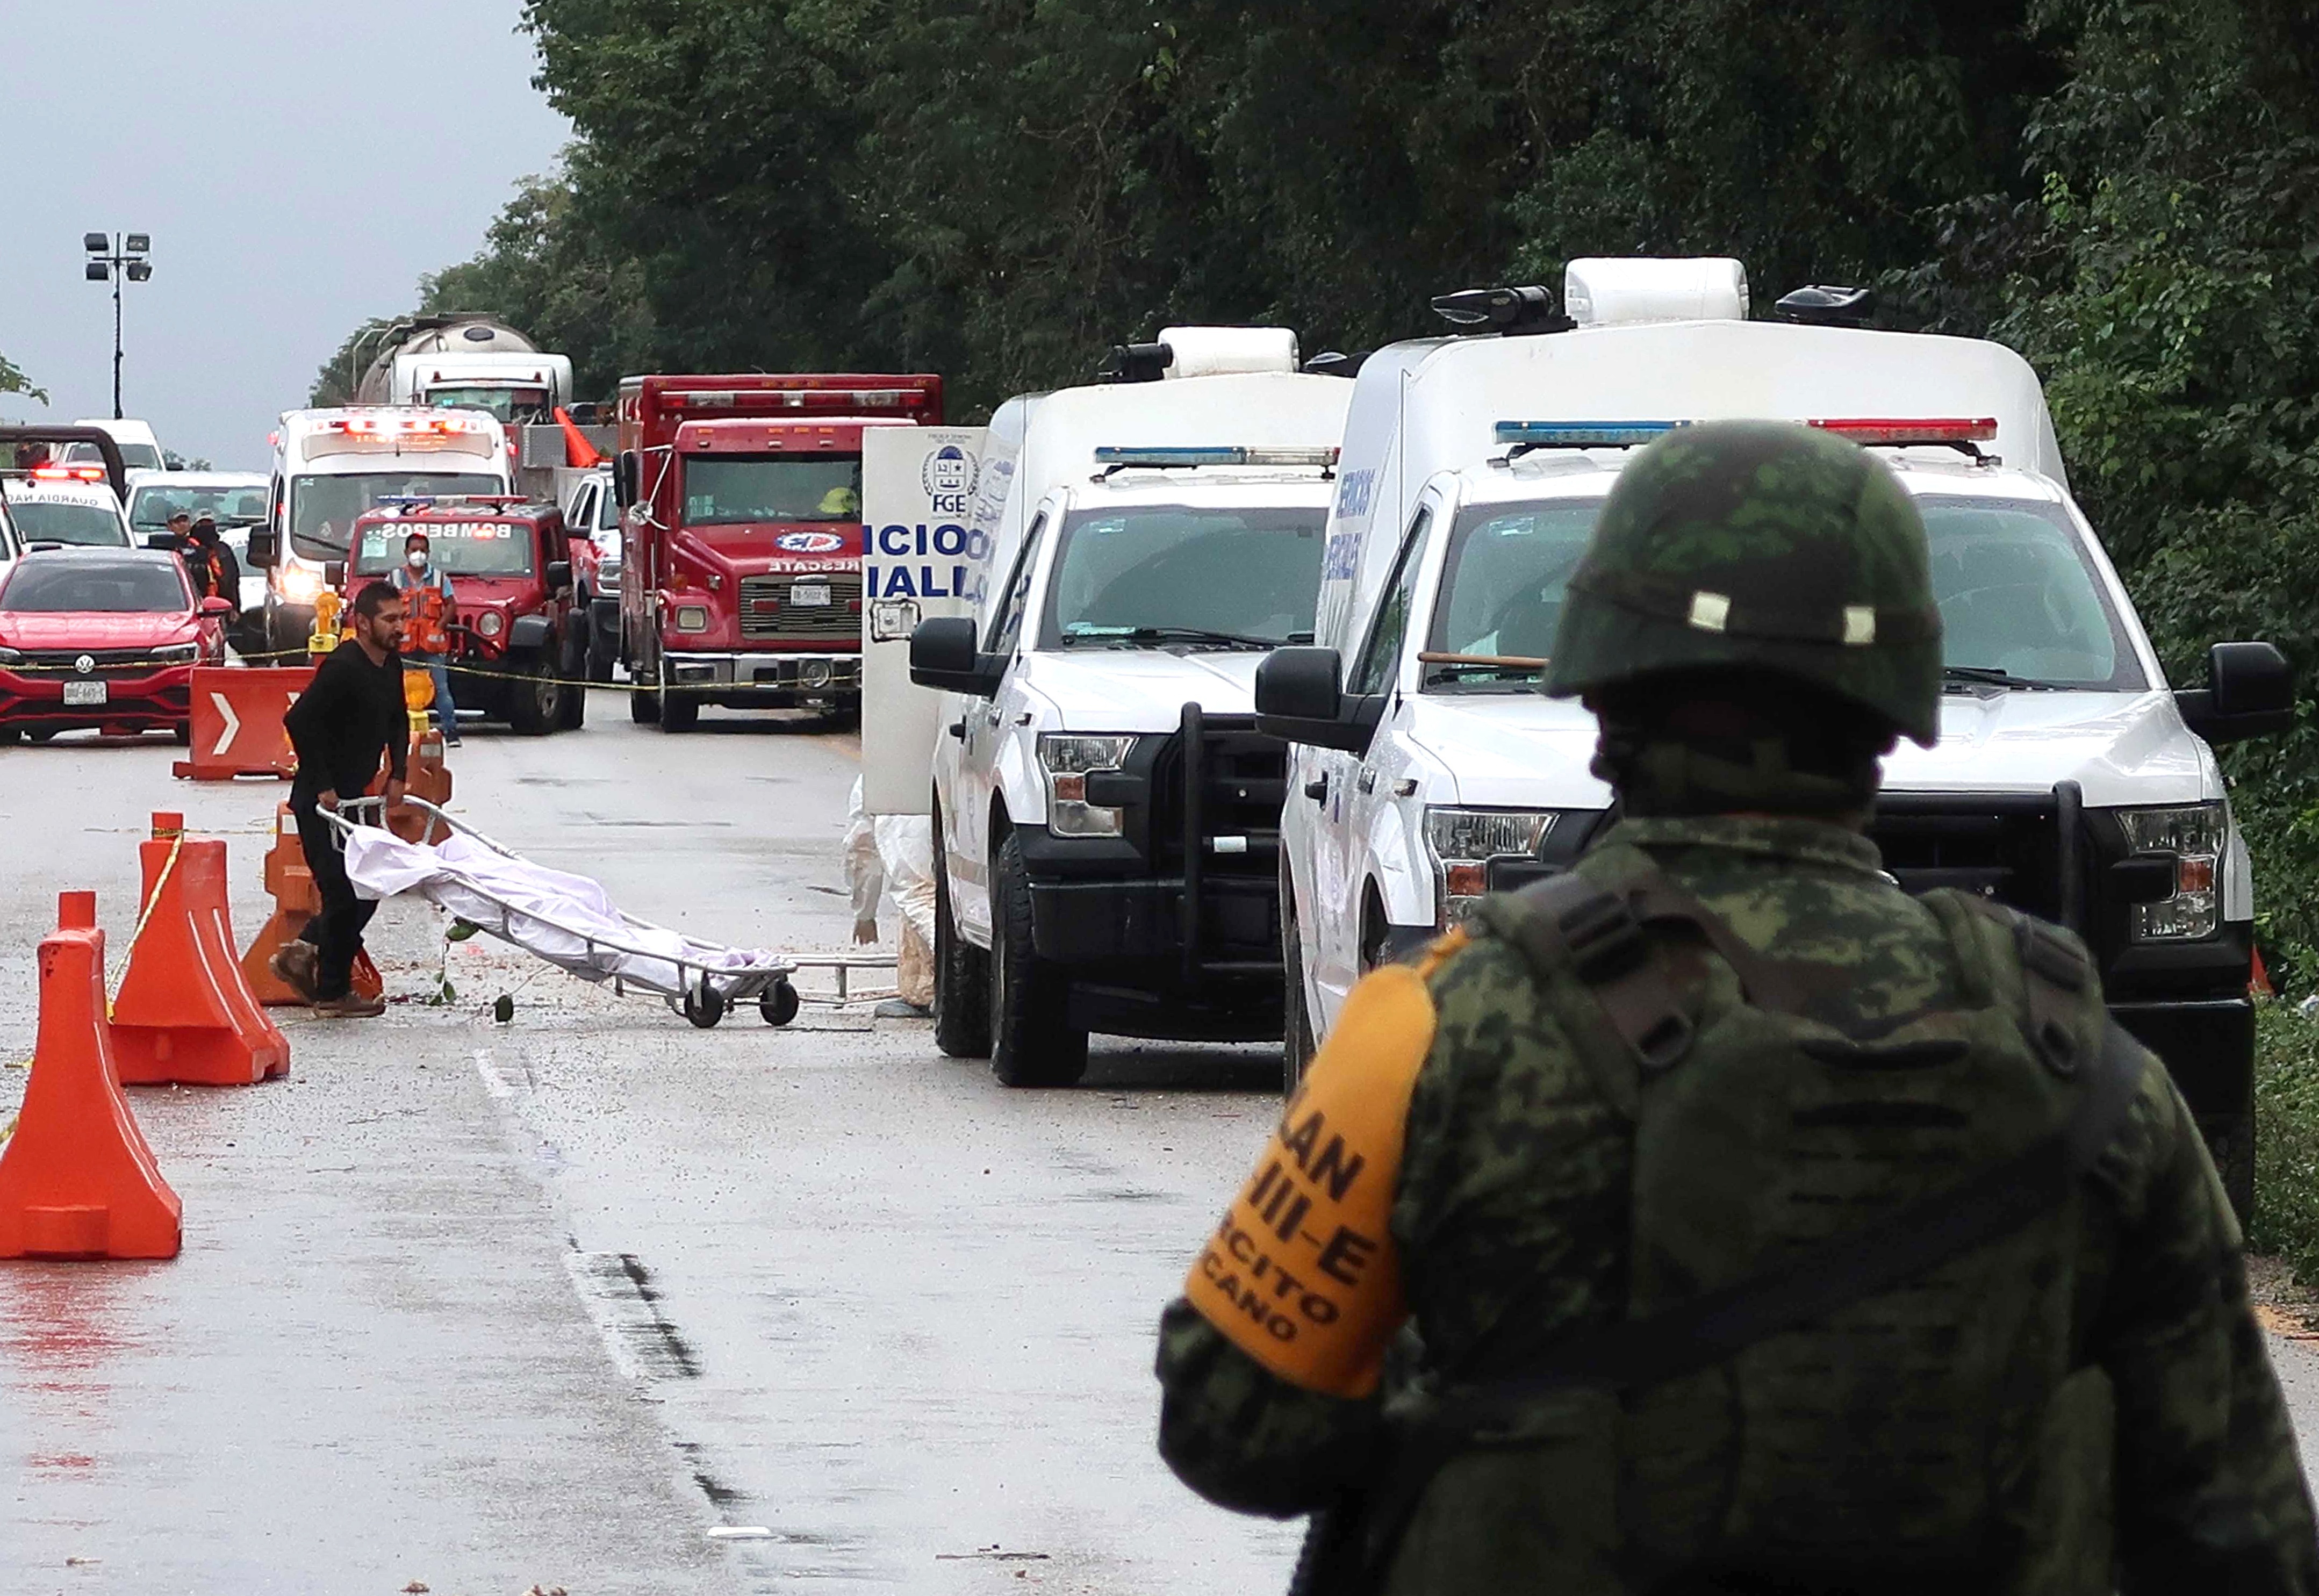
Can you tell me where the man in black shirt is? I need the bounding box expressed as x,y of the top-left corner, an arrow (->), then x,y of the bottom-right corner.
272,580 -> 408,1017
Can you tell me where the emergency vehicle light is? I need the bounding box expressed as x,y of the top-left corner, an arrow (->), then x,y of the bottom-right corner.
27,465 -> 107,483
665,387 -> 924,412
1491,421 -> 1688,448
1807,418 -> 1999,446
1092,446 -> 1340,468
323,414 -> 491,438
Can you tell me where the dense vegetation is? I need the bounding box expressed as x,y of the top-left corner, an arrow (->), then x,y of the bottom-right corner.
320,0 -> 2319,968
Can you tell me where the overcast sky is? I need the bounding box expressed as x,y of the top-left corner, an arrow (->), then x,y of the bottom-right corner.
1,2 -> 570,472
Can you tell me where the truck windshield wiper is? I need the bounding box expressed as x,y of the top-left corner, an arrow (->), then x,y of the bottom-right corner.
1942,665 -> 2068,692
1061,625 -> 1297,651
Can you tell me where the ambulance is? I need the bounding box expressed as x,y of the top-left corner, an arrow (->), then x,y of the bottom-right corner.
248,408 -> 513,655
1258,260 -> 2290,1214
900,328 -> 1354,1086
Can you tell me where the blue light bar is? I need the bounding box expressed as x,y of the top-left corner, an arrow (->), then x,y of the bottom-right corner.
1093,445 -> 1339,468
1492,420 -> 1689,448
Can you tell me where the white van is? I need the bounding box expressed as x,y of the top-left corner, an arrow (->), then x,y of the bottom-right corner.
906,329 -> 1353,1085
1258,264 -> 2289,1212
61,418 -> 166,473
250,408 -> 513,655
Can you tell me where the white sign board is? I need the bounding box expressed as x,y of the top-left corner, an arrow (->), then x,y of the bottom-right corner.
860,426 -> 988,814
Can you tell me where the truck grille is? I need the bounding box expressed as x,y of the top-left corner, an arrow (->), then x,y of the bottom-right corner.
1869,790 -> 2066,923
1147,717 -> 1287,883
738,573 -> 861,641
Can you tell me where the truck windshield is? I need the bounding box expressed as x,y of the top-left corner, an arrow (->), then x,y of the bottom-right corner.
1423,494 -> 2146,693
8,499 -> 130,548
427,388 -> 550,424
128,484 -> 268,529
1042,504 -> 1326,650
353,521 -> 536,577
681,456 -> 861,525
61,440 -> 163,471
288,472 -> 505,563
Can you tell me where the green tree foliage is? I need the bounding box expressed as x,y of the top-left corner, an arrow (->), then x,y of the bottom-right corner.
0,348 -> 47,404
313,0 -> 2319,962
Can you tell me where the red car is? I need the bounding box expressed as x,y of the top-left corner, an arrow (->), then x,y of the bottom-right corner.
0,550 -> 231,744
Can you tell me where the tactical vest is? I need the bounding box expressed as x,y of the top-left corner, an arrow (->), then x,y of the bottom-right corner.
1362,855 -> 2143,1596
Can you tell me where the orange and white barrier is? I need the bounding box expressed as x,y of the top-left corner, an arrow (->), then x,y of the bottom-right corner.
111,814 -> 290,1086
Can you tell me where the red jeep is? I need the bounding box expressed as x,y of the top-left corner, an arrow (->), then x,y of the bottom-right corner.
342,498 -> 586,734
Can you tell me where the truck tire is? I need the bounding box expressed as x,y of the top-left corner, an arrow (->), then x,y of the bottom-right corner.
1281,857 -> 1318,1096
658,664 -> 698,732
507,657 -> 564,735
557,626 -> 589,730
933,821 -> 990,1058
630,680 -> 661,724
586,612 -> 617,682
988,830 -> 1087,1087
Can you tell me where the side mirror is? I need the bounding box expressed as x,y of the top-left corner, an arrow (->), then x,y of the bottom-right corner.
909,616 -> 1007,697
1255,646 -> 1385,754
246,528 -> 277,569
199,595 -> 233,616
2177,641 -> 2294,745
614,450 -> 640,509
323,561 -> 347,588
545,559 -> 572,592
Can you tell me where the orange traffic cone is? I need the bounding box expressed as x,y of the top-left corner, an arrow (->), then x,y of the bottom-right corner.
242,805 -> 383,1006
112,814 -> 290,1087
0,893 -> 182,1260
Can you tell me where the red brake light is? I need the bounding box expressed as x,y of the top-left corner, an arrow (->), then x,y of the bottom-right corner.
29,465 -> 106,483
1806,418 -> 1999,445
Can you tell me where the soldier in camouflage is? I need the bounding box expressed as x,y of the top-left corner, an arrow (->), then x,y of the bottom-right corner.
1156,421 -> 2317,1592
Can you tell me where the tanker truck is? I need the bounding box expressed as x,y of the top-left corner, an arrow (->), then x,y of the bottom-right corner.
354,315 -> 575,426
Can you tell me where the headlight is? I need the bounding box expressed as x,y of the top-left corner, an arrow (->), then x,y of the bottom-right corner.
154,643 -> 200,664
476,609 -> 507,639
2117,802 -> 2226,941
279,562 -> 324,602
1424,807 -> 1558,925
1038,734 -> 1138,837
673,605 -> 708,633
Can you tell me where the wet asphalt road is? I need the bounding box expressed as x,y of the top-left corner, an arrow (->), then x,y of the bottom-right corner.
0,694 -> 1299,1594
5,695 -> 2319,1592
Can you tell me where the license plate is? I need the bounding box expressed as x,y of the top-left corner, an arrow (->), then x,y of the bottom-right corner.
62,681 -> 107,707
790,583 -> 831,607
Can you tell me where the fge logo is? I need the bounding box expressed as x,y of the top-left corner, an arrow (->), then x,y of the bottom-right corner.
922,443 -> 981,515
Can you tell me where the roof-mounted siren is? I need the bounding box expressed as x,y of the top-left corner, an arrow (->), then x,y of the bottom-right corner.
1430,285 -> 1574,337
1774,284 -> 1877,328
1098,327 -> 1301,384
1562,257 -> 1749,328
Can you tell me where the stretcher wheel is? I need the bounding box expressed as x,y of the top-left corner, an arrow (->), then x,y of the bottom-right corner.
683,982 -> 726,1029
759,980 -> 800,1027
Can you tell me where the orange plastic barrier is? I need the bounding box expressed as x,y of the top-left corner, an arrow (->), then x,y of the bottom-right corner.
389,726 -> 453,844
111,814 -> 290,1086
241,805 -> 382,1006
172,664 -> 312,781
0,892 -> 183,1260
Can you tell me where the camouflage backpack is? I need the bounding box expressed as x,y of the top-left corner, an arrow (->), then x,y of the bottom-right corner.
1359,852 -> 2145,1596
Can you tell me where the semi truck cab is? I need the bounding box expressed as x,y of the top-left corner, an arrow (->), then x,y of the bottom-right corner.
613,373 -> 942,730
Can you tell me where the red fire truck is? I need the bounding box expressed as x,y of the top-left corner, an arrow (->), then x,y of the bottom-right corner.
612,373 -> 942,730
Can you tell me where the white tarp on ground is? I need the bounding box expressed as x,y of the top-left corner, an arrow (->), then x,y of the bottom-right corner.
341,824 -> 791,998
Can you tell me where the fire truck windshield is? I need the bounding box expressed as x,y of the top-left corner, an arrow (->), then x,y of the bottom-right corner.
427,387 -> 551,424
681,456 -> 862,526
289,472 -> 505,562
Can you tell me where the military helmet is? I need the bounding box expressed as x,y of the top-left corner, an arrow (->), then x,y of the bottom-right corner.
1545,420 -> 1942,746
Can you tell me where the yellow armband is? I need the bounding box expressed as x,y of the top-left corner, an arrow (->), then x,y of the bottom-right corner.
1182,954 -> 1444,1397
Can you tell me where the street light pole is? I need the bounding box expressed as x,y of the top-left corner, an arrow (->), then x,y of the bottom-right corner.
82,232 -> 152,420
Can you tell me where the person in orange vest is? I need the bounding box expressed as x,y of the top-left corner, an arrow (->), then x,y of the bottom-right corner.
389,530 -> 460,745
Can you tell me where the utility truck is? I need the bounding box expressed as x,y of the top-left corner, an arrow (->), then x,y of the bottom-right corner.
902,328 -> 1353,1085
1256,258 -> 2292,1217
249,408 -> 513,656
612,372 -> 941,728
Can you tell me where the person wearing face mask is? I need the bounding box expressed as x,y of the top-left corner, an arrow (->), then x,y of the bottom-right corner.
183,515 -> 241,626
389,529 -> 459,745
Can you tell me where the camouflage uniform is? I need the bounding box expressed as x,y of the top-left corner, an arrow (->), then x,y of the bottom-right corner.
1158,423 -> 2317,1591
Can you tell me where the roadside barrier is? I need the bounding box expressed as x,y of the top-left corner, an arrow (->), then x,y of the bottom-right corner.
240,806 -> 384,1006
111,814 -> 290,1087
172,664 -> 312,781
0,892 -> 183,1260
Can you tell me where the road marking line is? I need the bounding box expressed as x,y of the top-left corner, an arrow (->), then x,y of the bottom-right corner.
473,1048 -> 512,1100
